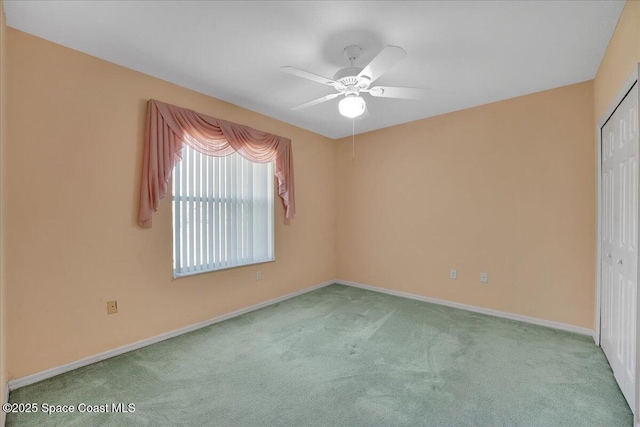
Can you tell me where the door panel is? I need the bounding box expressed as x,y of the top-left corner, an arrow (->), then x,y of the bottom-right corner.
601,81 -> 638,410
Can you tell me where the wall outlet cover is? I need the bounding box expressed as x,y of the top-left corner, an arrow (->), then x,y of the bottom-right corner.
450,269 -> 457,279
107,300 -> 118,314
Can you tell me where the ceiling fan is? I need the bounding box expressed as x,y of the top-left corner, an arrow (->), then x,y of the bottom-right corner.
281,45 -> 428,119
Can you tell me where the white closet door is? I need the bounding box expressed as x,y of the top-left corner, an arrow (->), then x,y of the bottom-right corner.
601,81 -> 638,410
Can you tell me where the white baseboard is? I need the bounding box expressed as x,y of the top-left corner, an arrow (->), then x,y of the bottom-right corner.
8,280 -> 335,391
8,278 -> 596,391
336,280 -> 595,337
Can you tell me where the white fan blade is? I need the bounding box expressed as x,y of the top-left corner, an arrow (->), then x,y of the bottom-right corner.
367,86 -> 429,100
357,46 -> 407,84
281,66 -> 340,87
290,93 -> 340,110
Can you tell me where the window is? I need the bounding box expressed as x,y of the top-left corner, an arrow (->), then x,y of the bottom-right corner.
172,145 -> 274,277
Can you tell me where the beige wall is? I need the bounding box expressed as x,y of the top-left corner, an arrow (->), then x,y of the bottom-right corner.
336,81 -> 596,328
0,0 -> 6,415
594,0 -> 640,121
5,29 -> 337,379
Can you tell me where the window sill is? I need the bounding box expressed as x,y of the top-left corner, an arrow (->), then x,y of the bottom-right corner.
173,258 -> 275,279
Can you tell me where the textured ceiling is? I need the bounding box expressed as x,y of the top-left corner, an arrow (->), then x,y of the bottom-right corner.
5,1 -> 625,139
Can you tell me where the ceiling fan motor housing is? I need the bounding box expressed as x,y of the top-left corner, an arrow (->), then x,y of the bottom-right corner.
333,67 -> 371,91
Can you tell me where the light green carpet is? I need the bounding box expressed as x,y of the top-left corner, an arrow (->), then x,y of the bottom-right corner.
7,284 -> 632,426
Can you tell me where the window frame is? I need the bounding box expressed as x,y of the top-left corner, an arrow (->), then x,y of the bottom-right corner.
171,148 -> 275,278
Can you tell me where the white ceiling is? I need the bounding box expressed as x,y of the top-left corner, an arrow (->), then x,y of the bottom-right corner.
5,1 -> 625,139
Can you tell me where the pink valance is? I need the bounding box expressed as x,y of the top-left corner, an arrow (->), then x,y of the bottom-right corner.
138,99 -> 295,228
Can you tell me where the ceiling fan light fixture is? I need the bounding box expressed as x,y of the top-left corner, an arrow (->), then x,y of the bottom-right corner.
338,95 -> 366,118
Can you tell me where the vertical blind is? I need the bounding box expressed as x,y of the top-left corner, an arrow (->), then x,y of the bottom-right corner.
172,145 -> 274,277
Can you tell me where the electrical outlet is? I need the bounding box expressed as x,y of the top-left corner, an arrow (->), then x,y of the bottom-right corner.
256,271 -> 262,281
450,269 -> 457,279
480,272 -> 488,283
107,300 -> 118,314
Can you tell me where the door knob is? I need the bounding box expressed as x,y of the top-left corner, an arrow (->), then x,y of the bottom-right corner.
607,254 -> 612,258
617,259 -> 623,265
